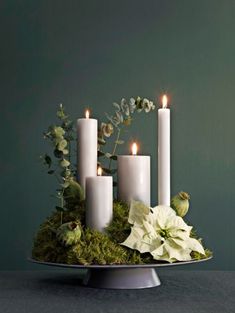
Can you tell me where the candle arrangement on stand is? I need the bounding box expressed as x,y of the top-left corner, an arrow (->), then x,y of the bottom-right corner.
33,96 -> 211,271
117,142 -> 151,206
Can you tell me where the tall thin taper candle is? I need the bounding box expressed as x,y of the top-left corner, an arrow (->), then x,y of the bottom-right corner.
77,110 -> 97,192
158,95 -> 170,206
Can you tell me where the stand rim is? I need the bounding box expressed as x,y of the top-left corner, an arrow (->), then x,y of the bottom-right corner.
29,256 -> 212,269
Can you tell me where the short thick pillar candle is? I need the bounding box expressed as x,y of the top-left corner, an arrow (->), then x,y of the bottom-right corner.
77,110 -> 97,192
86,167 -> 113,232
158,95 -> 170,206
117,143 -> 151,206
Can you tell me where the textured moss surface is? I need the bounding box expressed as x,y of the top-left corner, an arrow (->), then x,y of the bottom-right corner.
32,201 -> 211,265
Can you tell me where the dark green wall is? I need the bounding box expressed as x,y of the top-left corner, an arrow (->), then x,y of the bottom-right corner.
1,0 -> 234,270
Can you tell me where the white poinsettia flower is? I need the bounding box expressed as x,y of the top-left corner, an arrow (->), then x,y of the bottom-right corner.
122,201 -> 205,263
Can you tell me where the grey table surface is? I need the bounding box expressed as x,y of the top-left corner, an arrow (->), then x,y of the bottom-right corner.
0,270 -> 234,313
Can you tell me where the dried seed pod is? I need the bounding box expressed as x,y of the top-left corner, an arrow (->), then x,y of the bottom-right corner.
56,221 -> 81,247
171,191 -> 190,217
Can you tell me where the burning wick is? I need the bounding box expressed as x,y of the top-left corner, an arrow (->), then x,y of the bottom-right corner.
97,166 -> 102,176
162,94 -> 168,109
85,110 -> 90,119
132,142 -> 138,155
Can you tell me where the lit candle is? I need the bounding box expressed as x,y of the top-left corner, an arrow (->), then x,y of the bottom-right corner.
77,109 -> 97,192
158,94 -> 170,205
117,143 -> 151,205
86,167 -> 113,232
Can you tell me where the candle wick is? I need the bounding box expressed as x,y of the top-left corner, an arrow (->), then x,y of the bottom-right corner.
162,94 -> 168,109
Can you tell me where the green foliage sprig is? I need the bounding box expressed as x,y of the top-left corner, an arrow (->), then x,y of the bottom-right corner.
40,104 -> 84,214
98,97 -> 156,180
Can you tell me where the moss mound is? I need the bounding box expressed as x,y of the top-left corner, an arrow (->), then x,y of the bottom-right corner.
32,201 -> 211,265
32,201 -> 149,265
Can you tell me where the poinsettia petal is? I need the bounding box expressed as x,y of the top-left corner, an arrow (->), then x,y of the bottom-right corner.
142,220 -> 156,238
128,200 -> 150,225
153,253 -> 173,263
170,228 -> 190,240
164,240 -> 192,261
151,242 -> 165,257
151,205 -> 176,229
186,237 -> 205,255
121,225 -> 152,253
171,237 -> 189,249
166,215 -> 191,232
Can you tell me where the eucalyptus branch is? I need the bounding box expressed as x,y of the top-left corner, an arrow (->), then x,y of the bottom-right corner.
98,97 -> 156,180
41,103 -> 84,212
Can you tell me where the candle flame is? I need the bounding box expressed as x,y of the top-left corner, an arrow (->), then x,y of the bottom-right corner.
132,142 -> 138,155
97,166 -> 102,176
85,109 -> 90,119
162,94 -> 168,108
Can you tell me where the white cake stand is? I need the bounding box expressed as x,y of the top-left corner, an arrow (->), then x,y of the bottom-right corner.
30,257 -> 212,289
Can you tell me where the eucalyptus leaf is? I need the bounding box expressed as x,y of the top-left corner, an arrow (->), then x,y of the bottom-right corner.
62,149 -> 69,155
98,137 -> 106,145
105,153 -> 112,158
105,113 -> 118,127
112,117 -> 120,127
55,206 -> 65,212
98,150 -> 105,157
110,155 -> 117,160
120,98 -> 127,110
44,154 -> 52,168
115,111 -> 123,123
113,102 -> 120,111
54,149 -> 63,158
60,159 -> 70,168
57,139 -> 68,151
115,140 -> 124,145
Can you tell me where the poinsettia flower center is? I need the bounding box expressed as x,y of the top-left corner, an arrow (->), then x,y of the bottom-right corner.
158,228 -> 170,239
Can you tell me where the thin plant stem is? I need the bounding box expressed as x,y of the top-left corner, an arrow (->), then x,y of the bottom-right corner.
109,128 -> 121,169
60,188 -> 65,225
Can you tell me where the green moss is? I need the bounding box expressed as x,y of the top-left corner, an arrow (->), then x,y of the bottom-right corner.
67,228 -> 129,265
32,204 -> 85,263
32,200 -> 212,265
191,249 -> 213,260
106,201 -> 155,264
106,200 -> 131,243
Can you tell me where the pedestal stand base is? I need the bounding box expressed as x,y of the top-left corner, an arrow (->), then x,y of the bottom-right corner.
29,257 -> 212,290
83,268 -> 161,289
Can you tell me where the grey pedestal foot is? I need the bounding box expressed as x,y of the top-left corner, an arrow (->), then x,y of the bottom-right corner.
83,268 -> 161,289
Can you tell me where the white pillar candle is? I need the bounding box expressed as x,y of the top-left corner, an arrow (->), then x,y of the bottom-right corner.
86,167 -> 113,232
77,110 -> 97,192
117,143 -> 151,206
158,94 -> 170,206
